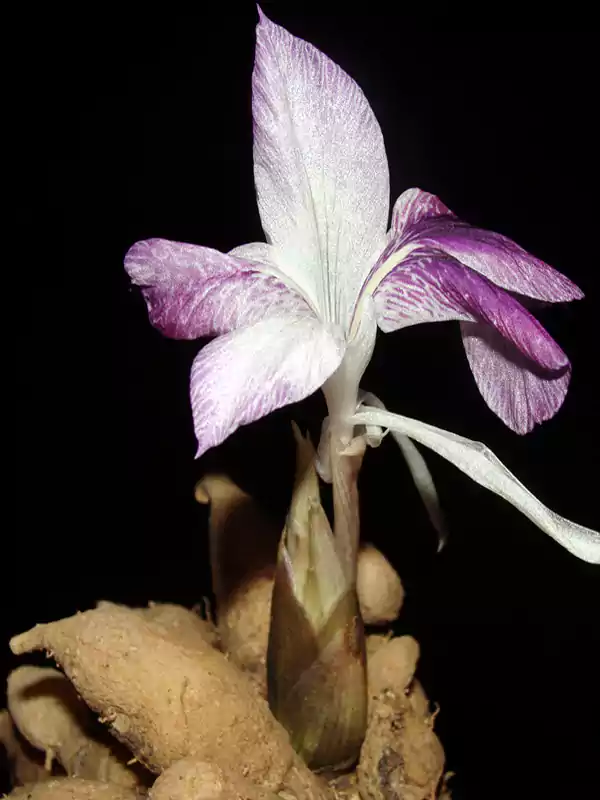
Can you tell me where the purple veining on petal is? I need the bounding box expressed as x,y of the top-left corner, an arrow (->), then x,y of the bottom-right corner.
252,9 -> 389,322
390,187 -> 454,239
124,238 -> 309,339
365,188 -> 583,304
372,249 -> 571,430
461,321 -> 571,433
415,218 -> 583,302
373,249 -> 567,369
190,313 -> 345,456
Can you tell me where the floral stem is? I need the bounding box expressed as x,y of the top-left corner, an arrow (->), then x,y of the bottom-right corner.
329,428 -> 366,585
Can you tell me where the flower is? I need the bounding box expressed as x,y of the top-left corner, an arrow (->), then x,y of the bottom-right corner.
124,9 -> 598,564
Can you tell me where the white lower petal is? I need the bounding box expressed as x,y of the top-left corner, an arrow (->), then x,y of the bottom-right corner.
393,434 -> 448,552
351,406 -> 599,564
359,391 -> 447,551
191,313 -> 345,457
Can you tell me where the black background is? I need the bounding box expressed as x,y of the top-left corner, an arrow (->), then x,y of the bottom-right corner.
8,8 -> 599,799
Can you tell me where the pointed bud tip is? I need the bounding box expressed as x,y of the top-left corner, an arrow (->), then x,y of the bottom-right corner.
194,474 -> 244,505
194,482 -> 210,505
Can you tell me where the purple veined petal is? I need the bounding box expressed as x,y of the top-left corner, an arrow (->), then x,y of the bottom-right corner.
461,321 -> 571,434
351,405 -> 600,564
372,249 -> 571,431
252,9 -> 390,325
390,187 -> 454,239
387,188 -> 583,302
373,249 -> 568,370
190,313 -> 345,457
228,241 -> 318,312
124,237 -> 310,339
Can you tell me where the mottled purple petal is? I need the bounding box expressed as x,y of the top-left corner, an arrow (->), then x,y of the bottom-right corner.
252,9 -> 389,322
372,250 -> 570,431
190,314 -> 345,456
461,321 -> 571,433
391,187 -> 454,239
418,221 -> 583,302
124,238 -> 310,339
384,189 -> 583,302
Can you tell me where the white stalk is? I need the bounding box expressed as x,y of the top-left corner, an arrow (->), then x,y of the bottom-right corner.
321,299 -> 377,579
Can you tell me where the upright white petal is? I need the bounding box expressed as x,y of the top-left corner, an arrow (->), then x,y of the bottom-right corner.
252,10 -> 389,329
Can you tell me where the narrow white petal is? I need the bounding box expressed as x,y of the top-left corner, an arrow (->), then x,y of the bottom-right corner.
393,435 -> 448,552
359,391 -> 448,550
351,406 -> 600,564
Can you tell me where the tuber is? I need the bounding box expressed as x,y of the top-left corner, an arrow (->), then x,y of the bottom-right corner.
4,777 -> 142,800
7,665 -> 149,790
367,636 -> 420,700
356,545 -> 404,626
358,691 -> 445,800
9,604 -> 327,799
97,601 -> 220,653
195,474 -> 280,692
148,758 -> 279,800
0,708 -> 53,787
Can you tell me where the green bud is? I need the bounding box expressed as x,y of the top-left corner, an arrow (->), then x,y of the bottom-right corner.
267,424 -> 367,772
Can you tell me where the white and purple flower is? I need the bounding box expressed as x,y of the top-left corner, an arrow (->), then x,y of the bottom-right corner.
125,10 -> 598,564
